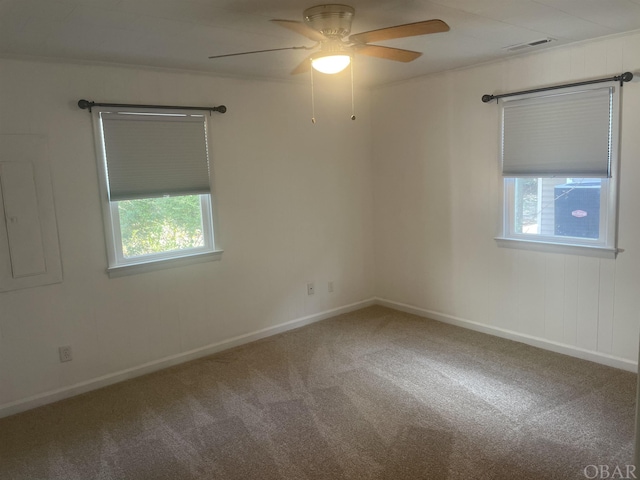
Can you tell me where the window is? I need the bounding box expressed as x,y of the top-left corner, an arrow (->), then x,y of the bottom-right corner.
497,82 -> 620,258
93,108 -> 222,277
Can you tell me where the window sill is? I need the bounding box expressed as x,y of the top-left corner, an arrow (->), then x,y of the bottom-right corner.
107,250 -> 224,278
495,237 -> 618,259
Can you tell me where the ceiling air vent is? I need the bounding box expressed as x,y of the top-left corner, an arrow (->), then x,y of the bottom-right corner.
504,38 -> 555,52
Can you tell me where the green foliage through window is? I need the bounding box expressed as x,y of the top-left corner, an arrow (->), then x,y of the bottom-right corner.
117,195 -> 204,257
515,178 -> 538,233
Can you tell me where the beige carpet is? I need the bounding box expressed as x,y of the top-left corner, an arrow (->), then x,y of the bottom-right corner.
0,306 -> 635,479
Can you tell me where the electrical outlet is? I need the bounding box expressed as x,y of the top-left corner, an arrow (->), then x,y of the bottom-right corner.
328,281 -> 334,293
59,345 -> 73,363
307,282 -> 315,295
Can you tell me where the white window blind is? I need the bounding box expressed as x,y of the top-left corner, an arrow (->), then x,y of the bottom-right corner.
100,112 -> 211,201
501,84 -> 615,178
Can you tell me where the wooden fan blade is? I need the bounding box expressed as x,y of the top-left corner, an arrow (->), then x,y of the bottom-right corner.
209,46 -> 311,59
271,19 -> 327,42
290,54 -> 313,75
349,19 -> 449,44
355,45 -> 422,62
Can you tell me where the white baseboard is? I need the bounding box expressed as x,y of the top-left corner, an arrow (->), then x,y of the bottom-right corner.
375,298 -> 637,373
0,298 -> 376,419
3,296 -> 633,419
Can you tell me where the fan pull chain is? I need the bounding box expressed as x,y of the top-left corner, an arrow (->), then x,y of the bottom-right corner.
350,58 -> 356,120
310,62 -> 317,124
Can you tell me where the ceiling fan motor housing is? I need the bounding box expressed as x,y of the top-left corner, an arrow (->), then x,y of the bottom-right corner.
304,4 -> 355,38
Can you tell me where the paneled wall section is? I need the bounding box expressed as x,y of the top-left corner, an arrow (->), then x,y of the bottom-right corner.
371,32 -> 640,365
0,60 -> 375,411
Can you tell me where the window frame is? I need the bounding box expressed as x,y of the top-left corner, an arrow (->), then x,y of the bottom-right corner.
92,107 -> 223,277
495,82 -> 621,259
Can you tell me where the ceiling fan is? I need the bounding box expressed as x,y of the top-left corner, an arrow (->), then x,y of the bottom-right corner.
209,4 -> 450,75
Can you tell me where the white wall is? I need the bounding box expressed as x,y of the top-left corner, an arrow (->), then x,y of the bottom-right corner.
0,59 -> 375,412
371,32 -> 640,367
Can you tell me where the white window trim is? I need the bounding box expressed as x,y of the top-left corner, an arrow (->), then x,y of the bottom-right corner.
494,238 -> 618,259
106,250 -> 223,278
496,82 -> 621,258
92,107 -> 223,278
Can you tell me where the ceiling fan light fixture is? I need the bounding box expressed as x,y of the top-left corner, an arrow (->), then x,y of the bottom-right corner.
311,53 -> 351,74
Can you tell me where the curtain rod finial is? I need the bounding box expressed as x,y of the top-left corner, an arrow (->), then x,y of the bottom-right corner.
481,94 -> 494,103
78,99 -> 93,110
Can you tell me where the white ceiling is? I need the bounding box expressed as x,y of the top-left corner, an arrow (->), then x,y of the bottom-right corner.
1,0 -> 640,86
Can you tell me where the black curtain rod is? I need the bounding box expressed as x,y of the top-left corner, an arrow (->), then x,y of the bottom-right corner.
77,99 -> 226,114
481,72 -> 633,103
